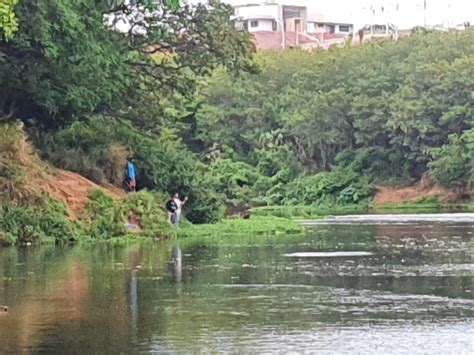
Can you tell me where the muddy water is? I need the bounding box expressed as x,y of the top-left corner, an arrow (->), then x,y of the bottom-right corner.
0,214 -> 473,353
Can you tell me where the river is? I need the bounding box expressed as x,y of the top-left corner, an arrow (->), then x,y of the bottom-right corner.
1,213 -> 473,353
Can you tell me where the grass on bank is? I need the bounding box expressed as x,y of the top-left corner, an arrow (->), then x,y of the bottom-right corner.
177,216 -> 305,239
250,195 -> 474,220
372,195 -> 474,212
250,204 -> 368,219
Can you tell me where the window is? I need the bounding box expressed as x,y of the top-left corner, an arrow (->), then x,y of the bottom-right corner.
272,20 -> 277,31
339,25 -> 350,32
295,19 -> 301,32
328,25 -> 335,34
250,20 -> 259,28
318,24 -> 325,28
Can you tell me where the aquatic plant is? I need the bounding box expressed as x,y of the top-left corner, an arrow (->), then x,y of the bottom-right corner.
177,216 -> 305,239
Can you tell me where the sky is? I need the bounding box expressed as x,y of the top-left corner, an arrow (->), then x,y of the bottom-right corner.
317,0 -> 474,29
218,0 -> 474,29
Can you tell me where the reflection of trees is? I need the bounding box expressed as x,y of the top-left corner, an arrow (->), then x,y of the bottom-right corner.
0,246 -> 90,351
1,224 -> 472,352
0,243 -> 173,352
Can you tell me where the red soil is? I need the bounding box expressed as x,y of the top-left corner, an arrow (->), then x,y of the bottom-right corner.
40,170 -> 126,219
373,175 -> 460,205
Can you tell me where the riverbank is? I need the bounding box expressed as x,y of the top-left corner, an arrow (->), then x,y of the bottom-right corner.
0,122 -> 176,246
250,199 -> 474,219
1,122 -> 471,247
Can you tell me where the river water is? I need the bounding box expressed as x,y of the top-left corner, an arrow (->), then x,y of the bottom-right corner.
0,214 -> 473,353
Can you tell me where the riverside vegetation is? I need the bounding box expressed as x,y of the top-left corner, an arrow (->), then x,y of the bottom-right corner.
0,0 -> 473,245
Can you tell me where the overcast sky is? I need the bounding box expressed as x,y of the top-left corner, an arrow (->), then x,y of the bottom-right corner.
316,0 -> 474,29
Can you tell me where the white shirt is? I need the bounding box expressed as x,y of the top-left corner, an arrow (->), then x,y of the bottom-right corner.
173,198 -> 184,214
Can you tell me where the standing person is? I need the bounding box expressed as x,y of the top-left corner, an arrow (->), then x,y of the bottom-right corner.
166,196 -> 178,224
166,193 -> 187,226
126,158 -> 136,192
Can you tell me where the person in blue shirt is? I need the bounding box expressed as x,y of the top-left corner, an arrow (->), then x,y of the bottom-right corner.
126,158 -> 136,192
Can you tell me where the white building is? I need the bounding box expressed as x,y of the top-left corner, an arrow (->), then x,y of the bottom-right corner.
307,21 -> 354,35
232,1 -> 308,34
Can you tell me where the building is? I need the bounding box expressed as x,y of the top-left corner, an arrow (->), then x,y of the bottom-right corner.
234,2 -> 308,34
231,1 -> 352,50
307,21 -> 354,35
355,23 -> 398,43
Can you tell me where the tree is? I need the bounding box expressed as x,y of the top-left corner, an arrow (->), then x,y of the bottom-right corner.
0,0 -> 18,39
428,128 -> 473,189
197,31 -> 474,185
0,0 -> 255,126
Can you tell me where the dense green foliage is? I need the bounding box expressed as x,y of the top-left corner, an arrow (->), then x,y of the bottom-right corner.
0,201 -> 78,246
0,0 -> 254,125
1,0 -> 253,224
428,126 -> 473,189
0,122 -> 176,246
0,0 -> 18,39
198,32 -> 473,186
81,189 -> 175,240
1,0 -> 473,242
0,187 -> 175,246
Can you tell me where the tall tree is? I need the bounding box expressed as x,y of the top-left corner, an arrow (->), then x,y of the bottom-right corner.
0,0 -> 254,125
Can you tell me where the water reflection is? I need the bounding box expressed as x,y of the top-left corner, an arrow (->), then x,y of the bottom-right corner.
0,215 -> 473,353
170,245 -> 182,283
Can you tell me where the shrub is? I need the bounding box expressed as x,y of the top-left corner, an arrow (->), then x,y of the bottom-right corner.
102,144 -> 130,186
120,190 -> 174,237
428,130 -> 472,188
81,189 -> 175,239
81,189 -> 127,239
271,165 -> 374,207
0,202 -> 80,246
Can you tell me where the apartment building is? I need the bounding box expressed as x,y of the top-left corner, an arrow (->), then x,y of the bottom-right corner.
229,1 -> 352,50
232,1 -> 308,34
307,21 -> 354,35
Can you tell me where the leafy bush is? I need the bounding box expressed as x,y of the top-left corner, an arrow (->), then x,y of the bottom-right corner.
81,190 -> 127,239
102,144 -> 130,186
203,158 -> 268,204
264,165 -> 374,207
255,145 -> 302,182
81,189 -> 175,239
428,130 -> 472,188
120,190 -> 174,237
184,182 -> 225,224
0,202 -> 80,246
